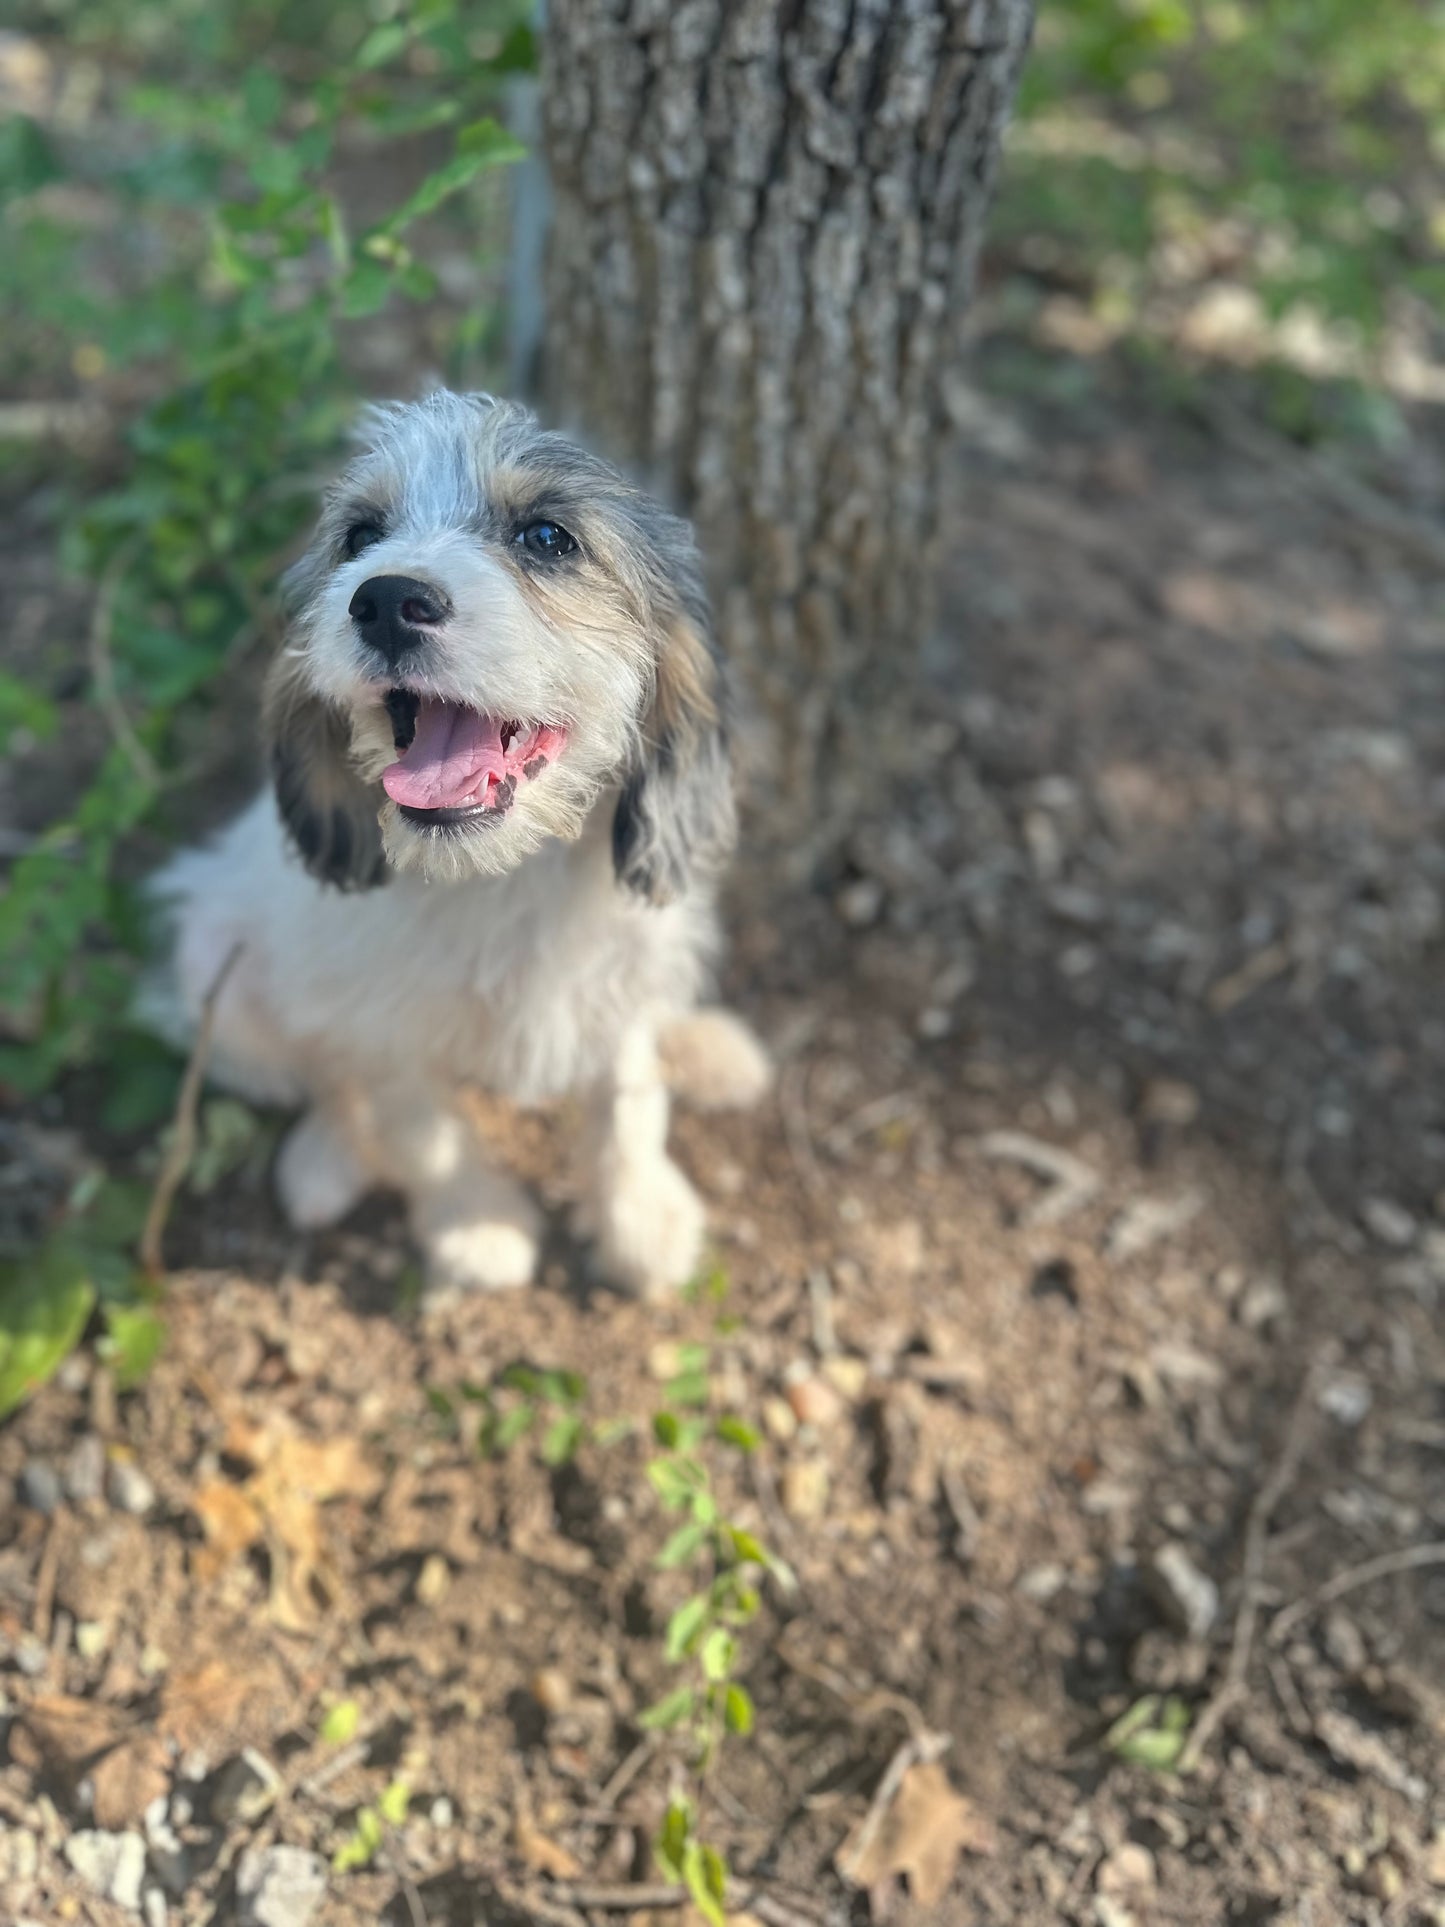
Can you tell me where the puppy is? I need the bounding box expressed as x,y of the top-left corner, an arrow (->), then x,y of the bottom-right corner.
145,392 -> 770,1297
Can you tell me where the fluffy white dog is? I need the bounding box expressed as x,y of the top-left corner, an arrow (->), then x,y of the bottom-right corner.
146,392 -> 769,1296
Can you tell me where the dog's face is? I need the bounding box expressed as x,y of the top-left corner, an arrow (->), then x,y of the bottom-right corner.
265,392 -> 733,898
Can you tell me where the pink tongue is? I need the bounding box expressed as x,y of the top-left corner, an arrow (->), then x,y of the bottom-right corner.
381,700 -> 506,810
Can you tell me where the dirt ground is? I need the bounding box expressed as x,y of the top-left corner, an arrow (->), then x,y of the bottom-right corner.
3,345 -> 1445,1926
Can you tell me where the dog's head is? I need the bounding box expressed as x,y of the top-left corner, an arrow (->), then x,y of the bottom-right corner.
265,391 -> 733,898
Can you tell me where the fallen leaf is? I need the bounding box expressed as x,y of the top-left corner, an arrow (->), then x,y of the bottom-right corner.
839,1760 -> 994,1908
92,1730 -> 170,1828
515,1817 -> 582,1879
187,1422 -> 379,1626
13,1693 -> 126,1772
191,1480 -> 264,1581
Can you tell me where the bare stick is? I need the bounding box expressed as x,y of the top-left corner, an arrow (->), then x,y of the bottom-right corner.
139,942 -> 244,1278
88,542 -> 160,789
1178,1352 -> 1323,1773
1269,1541 -> 1445,1646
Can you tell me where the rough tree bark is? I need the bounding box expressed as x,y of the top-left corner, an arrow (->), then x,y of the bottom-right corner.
539,0 -> 1034,783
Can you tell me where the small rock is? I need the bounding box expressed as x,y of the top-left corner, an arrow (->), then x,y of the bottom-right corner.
1322,1611 -> 1367,1676
1362,1197 -> 1416,1249
1146,1543 -> 1219,1641
1097,1842 -> 1157,1898
1016,1562 -> 1068,1605
108,1461 -> 156,1516
821,1355 -> 869,1402
835,878 -> 885,928
20,1460 -> 62,1515
784,1376 -> 844,1429
235,1845 -> 327,1927
65,1434 -> 107,1504
1237,1273 -> 1289,1331
1425,1828 -> 1445,1887
75,1619 -> 109,1660
1139,1078 -> 1200,1128
1318,1371 -> 1372,1428
430,1796 -> 455,1831
1361,1856 -> 1404,1902
209,1748 -> 282,1826
780,1460 -> 829,1522
0,1827 -> 39,1888
65,1830 -> 147,1913
761,1396 -> 798,1443
14,1633 -> 48,1677
531,1667 -> 571,1715
415,1553 -> 451,1606
916,1007 -> 953,1041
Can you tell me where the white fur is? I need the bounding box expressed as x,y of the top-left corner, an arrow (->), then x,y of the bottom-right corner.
146,782 -> 760,1296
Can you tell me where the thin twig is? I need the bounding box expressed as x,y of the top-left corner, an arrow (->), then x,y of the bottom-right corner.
88,540 -> 160,789
1178,1352 -> 1323,1773
383,1826 -> 429,1927
1268,1542 -> 1445,1646
139,942 -> 244,1278
547,1884 -> 684,1910
595,1733 -> 656,1809
489,1880 -> 588,1927
779,1060 -> 826,1205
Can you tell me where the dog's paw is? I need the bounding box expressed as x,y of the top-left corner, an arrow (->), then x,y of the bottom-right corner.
657,1008 -> 772,1112
276,1110 -> 370,1230
594,1157 -> 706,1299
425,1218 -> 540,1292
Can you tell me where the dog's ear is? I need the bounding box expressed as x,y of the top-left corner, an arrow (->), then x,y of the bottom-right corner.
612,609 -> 736,905
263,649 -> 388,891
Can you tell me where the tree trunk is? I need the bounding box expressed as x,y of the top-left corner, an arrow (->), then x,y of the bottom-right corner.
540,0 -> 1034,787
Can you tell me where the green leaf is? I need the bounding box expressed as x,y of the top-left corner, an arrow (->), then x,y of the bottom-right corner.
319,1699 -> 361,1746
0,671 -> 57,749
378,1777 -> 410,1825
647,1457 -> 698,1510
1103,1694 -> 1192,1773
683,1840 -> 728,1927
353,21 -> 409,70
653,1411 -> 680,1448
665,1369 -> 710,1409
665,1592 -> 710,1663
538,1368 -> 587,1407
540,1413 -> 585,1467
723,1683 -> 754,1736
716,1415 -> 761,1453
700,1628 -> 735,1684
340,258 -> 393,319
333,1804 -> 382,1873
0,1245 -> 97,1421
99,1303 -> 164,1390
655,1796 -> 692,1876
655,1521 -> 710,1571
487,1404 -> 535,1454
639,1685 -> 695,1732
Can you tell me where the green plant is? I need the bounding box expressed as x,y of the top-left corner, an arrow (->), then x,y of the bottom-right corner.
640,1395 -> 790,1925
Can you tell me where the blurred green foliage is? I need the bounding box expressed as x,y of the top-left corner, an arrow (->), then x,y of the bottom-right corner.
998,0 -> 1445,345
0,0 -> 528,1097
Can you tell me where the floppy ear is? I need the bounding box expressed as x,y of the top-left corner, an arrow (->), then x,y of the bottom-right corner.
612,610 -> 737,905
263,649 -> 388,891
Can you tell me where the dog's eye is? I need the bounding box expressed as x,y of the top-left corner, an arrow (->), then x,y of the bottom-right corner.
515,520 -> 577,559
345,522 -> 385,558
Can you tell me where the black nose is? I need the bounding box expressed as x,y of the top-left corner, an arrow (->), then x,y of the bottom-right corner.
348,575 -> 451,667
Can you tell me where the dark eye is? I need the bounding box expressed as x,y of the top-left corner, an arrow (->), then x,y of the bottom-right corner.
516,520 -> 577,559
345,522 -> 385,558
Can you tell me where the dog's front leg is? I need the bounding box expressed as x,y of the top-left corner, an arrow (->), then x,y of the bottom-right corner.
356,1079 -> 541,1292
581,1023 -> 706,1298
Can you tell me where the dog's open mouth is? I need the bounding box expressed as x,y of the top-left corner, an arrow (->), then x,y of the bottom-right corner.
380,693 -> 568,825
